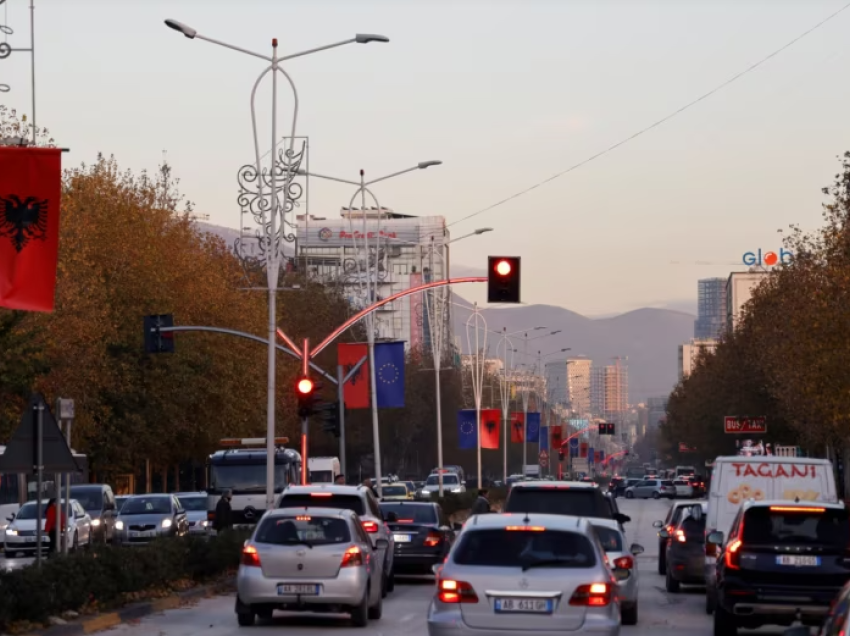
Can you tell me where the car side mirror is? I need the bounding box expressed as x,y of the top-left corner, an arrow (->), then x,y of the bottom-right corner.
6,515 -> 13,522
385,512 -> 398,523
652,520 -> 663,529
707,531 -> 724,545
453,522 -> 462,531
658,530 -> 670,539
630,543 -> 645,555
782,627 -> 813,636
375,539 -> 389,550
614,513 -> 630,524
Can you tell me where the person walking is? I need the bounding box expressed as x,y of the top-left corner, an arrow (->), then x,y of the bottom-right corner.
44,497 -> 66,555
470,489 -> 491,515
214,490 -> 233,533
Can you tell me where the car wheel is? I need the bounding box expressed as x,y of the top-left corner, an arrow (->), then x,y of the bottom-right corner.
350,589 -> 369,628
652,491 -> 660,500
665,566 -> 680,593
621,602 -> 638,625
713,604 -> 737,636
368,592 -> 383,620
236,612 -> 255,627
625,491 -> 634,499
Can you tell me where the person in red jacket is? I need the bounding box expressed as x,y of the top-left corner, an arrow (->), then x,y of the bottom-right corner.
44,498 -> 67,554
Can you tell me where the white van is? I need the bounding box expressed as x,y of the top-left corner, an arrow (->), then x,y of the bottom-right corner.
703,455 -> 837,613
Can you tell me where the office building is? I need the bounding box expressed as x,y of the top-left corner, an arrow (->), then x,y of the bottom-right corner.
679,339 -> 718,381
694,278 -> 727,339
726,271 -> 768,331
590,361 -> 628,422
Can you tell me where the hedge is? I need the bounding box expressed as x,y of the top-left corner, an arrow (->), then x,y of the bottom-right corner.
0,530 -> 250,631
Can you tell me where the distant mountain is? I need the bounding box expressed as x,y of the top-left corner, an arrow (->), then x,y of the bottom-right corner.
451,296 -> 694,403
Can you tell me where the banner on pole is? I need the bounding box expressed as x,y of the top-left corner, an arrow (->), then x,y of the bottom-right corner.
481,409 -> 500,449
375,342 -> 405,408
457,410 -> 477,449
526,412 -> 540,443
579,442 -> 588,458
551,425 -> 562,449
588,447 -> 595,465
458,409 -> 501,450
0,147 -> 63,311
539,426 -> 549,451
338,343 -> 369,408
510,412 -> 524,443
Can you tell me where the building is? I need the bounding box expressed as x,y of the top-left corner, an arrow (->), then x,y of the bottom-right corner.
646,396 -> 668,431
566,358 -> 592,416
678,339 -> 718,381
297,209 -> 450,350
694,278 -> 727,339
590,361 -> 628,423
726,271 -> 768,331
544,361 -> 568,408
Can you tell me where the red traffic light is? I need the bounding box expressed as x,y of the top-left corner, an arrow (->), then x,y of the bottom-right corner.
297,378 -> 314,394
495,259 -> 512,276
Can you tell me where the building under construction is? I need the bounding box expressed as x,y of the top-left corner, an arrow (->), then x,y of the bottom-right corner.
694,278 -> 727,339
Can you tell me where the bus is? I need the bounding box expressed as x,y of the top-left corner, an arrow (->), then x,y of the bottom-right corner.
207,438 -> 301,527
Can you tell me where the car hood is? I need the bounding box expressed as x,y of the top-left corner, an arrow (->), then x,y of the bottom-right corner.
118,513 -> 171,526
185,511 -> 207,522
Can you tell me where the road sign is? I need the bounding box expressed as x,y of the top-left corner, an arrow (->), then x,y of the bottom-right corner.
724,416 -> 767,434
58,398 -> 75,420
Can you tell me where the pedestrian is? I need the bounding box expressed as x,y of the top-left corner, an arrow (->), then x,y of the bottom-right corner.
214,490 -> 233,533
362,478 -> 372,488
44,497 -> 66,554
335,473 -> 346,485
470,489 -> 491,515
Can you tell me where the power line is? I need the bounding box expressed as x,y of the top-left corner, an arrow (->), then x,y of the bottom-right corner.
447,1 -> 850,229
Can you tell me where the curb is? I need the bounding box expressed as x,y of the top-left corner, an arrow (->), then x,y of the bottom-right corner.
22,577 -> 235,636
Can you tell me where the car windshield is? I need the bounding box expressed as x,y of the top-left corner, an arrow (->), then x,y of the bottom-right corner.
743,507 -> 850,547
380,504 -> 437,524
115,497 -> 128,511
505,488 -> 609,518
426,475 -> 458,486
255,516 -> 350,546
14,502 -> 41,520
69,489 -> 102,512
593,526 -> 623,552
278,494 -> 365,516
454,529 -> 596,568
121,497 -> 172,515
382,486 -> 407,497
177,496 -> 207,511
209,464 -> 291,494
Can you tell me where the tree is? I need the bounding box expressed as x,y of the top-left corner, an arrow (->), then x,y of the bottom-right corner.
0,310 -> 49,440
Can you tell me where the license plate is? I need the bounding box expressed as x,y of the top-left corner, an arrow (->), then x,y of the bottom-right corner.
277,584 -> 320,596
776,555 -> 820,567
394,533 -> 412,543
494,598 -> 553,614
130,531 -> 154,538
614,569 -> 630,580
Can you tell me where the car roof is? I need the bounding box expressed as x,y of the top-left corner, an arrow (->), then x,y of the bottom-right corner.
172,492 -> 205,497
282,484 -> 371,496
510,480 -> 600,491
263,507 -> 354,520
465,512 -> 593,533
741,499 -> 846,511
588,518 -> 624,533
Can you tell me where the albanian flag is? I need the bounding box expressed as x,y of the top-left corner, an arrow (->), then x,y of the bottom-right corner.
551,425 -> 563,449
0,147 -> 62,311
480,409 -> 500,450
510,412 -> 524,443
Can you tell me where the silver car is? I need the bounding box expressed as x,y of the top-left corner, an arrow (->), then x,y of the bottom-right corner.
114,494 -> 189,545
174,492 -> 210,535
591,518 -> 643,625
624,479 -> 676,499
427,513 -> 620,636
235,507 -> 387,627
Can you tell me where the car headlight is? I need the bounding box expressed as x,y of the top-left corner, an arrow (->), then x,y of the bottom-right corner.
199,520 -> 209,527
161,518 -> 173,529
5,528 -> 17,536
91,518 -> 101,527
451,488 -> 462,493
115,521 -> 124,531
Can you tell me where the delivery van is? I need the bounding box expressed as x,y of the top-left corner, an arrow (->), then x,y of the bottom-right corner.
703,455 -> 837,614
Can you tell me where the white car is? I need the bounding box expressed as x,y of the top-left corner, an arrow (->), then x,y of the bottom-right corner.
422,473 -> 465,497
591,518 -> 643,625
673,480 -> 694,498
4,499 -> 93,557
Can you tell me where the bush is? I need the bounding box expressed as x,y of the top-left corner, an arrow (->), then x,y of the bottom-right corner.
0,530 -> 250,630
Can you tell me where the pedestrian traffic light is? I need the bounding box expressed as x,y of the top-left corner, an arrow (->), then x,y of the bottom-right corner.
143,314 -> 175,354
316,402 -> 341,437
296,377 -> 317,418
487,256 -> 521,303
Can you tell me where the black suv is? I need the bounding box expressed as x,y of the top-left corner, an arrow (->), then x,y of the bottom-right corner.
713,500 -> 850,636
503,481 -> 630,526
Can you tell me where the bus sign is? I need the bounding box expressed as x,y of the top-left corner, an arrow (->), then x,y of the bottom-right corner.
724,416 -> 767,434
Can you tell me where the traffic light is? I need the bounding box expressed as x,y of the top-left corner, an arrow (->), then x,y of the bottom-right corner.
143,314 -> 175,353
487,256 -> 521,303
608,423 -> 616,436
558,449 -> 565,462
598,422 -> 615,436
296,377 -> 318,418
317,402 -> 341,437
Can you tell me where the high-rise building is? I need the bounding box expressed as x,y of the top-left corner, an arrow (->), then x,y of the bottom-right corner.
726,271 -> 768,331
590,361 -> 628,422
695,278 -> 727,339
678,339 -> 719,381
647,396 -> 668,431
567,358 -> 592,416
544,361 -> 568,408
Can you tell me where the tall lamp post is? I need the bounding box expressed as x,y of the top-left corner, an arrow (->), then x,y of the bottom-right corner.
164,19 -> 388,510
294,163 -> 441,496
538,347 -> 570,476
516,329 -> 560,474
465,304 -> 488,489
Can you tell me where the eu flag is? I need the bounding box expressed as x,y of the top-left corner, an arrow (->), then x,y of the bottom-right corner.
457,410 -> 477,449
526,412 -> 540,443
375,342 -> 405,408
539,426 -> 549,451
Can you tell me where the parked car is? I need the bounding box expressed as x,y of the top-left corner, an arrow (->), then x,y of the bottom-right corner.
114,494 -> 189,545
235,507 -> 387,627
661,501 -> 707,592
591,518 -> 643,625
277,484 -> 396,597
426,513 -> 620,636
174,492 -> 210,535
379,501 -> 458,573
673,479 -> 695,499
624,479 -> 676,500
4,498 -> 92,556
69,483 -> 119,544
652,501 -> 705,575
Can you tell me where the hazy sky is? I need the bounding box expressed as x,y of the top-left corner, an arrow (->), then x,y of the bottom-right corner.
3,0 -> 849,315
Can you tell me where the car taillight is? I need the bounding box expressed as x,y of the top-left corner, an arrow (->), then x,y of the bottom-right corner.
570,583 -> 612,607
725,539 -> 742,570
676,530 -> 687,543
424,532 -> 442,547
241,545 -> 261,567
438,579 -> 478,603
341,545 -> 363,568
705,540 -> 717,556
362,521 -> 379,533
613,556 -> 633,570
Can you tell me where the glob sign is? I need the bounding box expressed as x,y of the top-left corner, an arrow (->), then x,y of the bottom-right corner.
742,248 -> 793,267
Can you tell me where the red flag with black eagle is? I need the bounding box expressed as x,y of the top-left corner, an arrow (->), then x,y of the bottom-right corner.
480,409 -> 500,450
337,343 -> 370,408
510,411 -> 525,443
0,147 -> 62,312
551,425 -> 563,449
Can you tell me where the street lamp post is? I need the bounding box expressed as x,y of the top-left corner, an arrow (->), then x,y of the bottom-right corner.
294,164 -> 441,496
466,304 -> 488,489
538,347 -> 569,476
164,19 -> 388,510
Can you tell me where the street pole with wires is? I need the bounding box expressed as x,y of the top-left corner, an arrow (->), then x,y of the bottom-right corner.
497,328 -> 514,483
466,304 -> 487,489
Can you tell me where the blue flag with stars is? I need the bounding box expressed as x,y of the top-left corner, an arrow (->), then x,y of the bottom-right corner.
526,412 -> 541,442
539,426 -> 549,451
375,342 -> 405,408
457,410 -> 477,449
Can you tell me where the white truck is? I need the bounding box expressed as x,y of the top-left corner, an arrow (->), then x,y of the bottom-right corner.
308,457 -> 340,483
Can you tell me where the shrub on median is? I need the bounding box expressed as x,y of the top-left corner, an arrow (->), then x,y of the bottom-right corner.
0,529 -> 250,631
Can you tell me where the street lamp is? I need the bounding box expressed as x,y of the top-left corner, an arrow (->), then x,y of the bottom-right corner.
294,163 -> 441,497
164,19 -> 388,511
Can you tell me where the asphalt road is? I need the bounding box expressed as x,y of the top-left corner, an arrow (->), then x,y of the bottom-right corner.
105,496 -> 778,636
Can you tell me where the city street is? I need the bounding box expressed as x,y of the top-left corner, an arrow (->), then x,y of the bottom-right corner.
100,497 -> 772,636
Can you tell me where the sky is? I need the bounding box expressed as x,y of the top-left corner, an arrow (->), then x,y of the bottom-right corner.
2,0 -> 849,316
